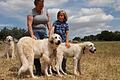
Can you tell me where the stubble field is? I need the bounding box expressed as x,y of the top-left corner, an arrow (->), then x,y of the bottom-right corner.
0,41 -> 120,80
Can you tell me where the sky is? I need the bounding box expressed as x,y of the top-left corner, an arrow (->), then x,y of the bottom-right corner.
0,0 -> 120,39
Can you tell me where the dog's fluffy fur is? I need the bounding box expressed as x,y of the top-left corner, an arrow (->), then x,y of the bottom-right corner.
55,42 -> 96,76
4,36 -> 15,59
17,34 -> 61,78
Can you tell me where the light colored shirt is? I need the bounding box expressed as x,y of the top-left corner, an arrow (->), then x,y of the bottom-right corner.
28,8 -> 48,29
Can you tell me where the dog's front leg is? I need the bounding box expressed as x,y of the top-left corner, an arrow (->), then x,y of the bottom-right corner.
77,59 -> 81,75
4,47 -> 9,59
45,63 -> 51,76
4,50 -> 7,58
73,57 -> 79,76
55,61 -> 62,76
7,51 -> 9,59
48,55 -> 56,75
11,47 -> 15,59
59,58 -> 67,75
49,65 -> 53,75
42,54 -> 51,76
55,53 -> 66,76
29,65 -> 35,78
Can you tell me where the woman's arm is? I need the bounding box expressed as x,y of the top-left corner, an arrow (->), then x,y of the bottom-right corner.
46,13 -> 52,37
50,26 -> 55,37
27,15 -> 36,39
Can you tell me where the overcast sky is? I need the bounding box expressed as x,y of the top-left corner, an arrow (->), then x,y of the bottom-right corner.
0,0 -> 120,39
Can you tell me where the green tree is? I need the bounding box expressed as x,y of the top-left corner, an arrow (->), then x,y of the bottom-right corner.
0,27 -> 27,40
73,37 -> 81,42
0,27 -> 11,40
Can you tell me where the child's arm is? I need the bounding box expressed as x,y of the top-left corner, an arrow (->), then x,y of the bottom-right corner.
65,31 -> 70,48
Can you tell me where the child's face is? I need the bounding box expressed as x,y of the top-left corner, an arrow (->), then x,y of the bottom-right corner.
58,12 -> 65,22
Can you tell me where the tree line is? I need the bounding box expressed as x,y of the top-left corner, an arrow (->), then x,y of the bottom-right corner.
0,27 -> 27,41
73,30 -> 120,42
0,27 -> 120,41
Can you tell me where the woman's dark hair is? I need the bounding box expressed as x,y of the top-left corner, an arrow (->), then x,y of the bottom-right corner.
57,10 -> 68,22
34,0 -> 44,6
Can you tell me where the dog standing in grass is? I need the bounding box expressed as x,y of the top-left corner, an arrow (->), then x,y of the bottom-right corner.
4,36 -> 15,59
55,42 -> 96,76
17,34 -> 61,78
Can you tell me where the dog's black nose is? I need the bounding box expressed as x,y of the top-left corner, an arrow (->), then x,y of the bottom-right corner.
58,40 -> 61,44
94,49 -> 96,51
56,40 -> 61,45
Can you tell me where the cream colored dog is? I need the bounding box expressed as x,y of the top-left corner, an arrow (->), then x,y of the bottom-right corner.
4,36 -> 15,59
55,42 -> 96,76
17,34 -> 61,78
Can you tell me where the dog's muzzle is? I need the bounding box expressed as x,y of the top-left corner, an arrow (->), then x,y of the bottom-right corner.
8,39 -> 11,42
89,48 -> 96,53
55,40 -> 61,45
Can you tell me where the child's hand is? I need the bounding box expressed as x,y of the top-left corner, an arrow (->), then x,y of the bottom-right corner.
32,35 -> 37,40
66,42 -> 70,48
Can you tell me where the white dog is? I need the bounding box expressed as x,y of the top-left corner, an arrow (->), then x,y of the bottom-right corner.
4,36 -> 15,59
17,34 -> 61,78
55,42 -> 96,76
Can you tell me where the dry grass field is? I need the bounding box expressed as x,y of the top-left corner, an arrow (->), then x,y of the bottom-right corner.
0,41 -> 120,80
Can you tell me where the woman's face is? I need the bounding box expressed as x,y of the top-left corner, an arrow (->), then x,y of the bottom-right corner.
58,12 -> 65,22
35,2 -> 44,11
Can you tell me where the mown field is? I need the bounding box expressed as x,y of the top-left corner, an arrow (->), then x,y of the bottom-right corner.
0,41 -> 120,80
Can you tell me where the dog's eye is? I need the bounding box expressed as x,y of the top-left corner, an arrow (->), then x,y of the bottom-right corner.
90,45 -> 92,47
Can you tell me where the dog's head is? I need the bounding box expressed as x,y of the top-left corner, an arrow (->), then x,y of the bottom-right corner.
6,36 -> 14,43
49,34 -> 62,46
83,42 -> 96,54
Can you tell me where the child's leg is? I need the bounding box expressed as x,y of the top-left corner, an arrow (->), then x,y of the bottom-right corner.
62,57 -> 67,72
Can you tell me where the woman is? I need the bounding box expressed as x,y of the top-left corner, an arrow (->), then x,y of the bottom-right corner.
27,0 -> 51,76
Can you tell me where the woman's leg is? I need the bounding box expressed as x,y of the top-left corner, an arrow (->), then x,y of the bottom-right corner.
33,30 -> 42,76
34,59 -> 41,75
33,29 -> 47,76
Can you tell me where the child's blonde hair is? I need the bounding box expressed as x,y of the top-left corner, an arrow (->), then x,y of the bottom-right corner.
57,10 -> 68,22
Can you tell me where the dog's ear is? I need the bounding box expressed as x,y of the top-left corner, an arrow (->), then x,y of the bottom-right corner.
49,36 -> 54,44
50,40 -> 53,44
83,47 -> 86,54
4,37 -> 7,43
79,43 -> 86,54
4,39 -> 7,43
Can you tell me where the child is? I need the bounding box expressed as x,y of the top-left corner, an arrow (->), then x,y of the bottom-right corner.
51,10 -> 70,72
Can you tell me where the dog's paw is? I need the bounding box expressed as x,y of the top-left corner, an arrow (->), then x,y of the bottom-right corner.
63,72 -> 67,75
74,73 -> 79,76
32,76 -> 39,79
58,74 -> 63,77
46,74 -> 51,77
